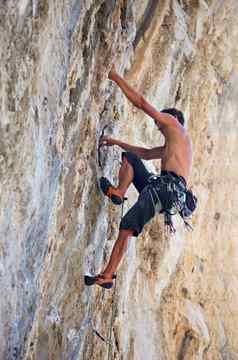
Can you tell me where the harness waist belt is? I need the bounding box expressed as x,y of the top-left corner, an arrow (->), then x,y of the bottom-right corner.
148,171 -> 187,190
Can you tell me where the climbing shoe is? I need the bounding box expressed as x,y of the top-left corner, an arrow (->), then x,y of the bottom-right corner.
100,177 -> 124,205
84,273 -> 117,289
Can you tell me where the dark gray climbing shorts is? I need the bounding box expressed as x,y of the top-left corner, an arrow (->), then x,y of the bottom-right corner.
119,152 -> 186,237
119,185 -> 162,237
119,152 -> 162,236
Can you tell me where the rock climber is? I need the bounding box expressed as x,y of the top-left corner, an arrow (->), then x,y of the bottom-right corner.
85,65 -> 195,289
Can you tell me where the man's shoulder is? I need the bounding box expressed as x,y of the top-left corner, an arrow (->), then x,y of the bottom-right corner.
165,121 -> 186,135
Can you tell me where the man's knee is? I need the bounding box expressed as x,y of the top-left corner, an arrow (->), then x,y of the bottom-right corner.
119,228 -> 134,238
122,152 -> 140,168
121,152 -> 150,193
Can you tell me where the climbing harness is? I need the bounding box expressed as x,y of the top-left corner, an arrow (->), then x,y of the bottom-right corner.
148,173 -> 197,233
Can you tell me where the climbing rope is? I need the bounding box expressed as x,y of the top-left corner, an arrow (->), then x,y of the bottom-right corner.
89,200 -> 125,359
88,271 -> 117,357
107,276 -> 117,360
90,126 -> 127,357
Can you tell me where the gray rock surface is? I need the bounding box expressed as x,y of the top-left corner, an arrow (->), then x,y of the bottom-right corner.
0,1 -> 238,359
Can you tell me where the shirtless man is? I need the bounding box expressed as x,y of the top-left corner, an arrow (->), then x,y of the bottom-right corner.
84,65 -> 193,289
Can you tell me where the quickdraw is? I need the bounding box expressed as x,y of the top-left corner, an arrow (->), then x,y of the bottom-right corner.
98,124 -> 109,168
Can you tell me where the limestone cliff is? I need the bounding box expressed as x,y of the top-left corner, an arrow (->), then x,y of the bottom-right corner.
0,1 -> 238,359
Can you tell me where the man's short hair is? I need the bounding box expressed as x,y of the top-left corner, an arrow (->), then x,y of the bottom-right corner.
161,108 -> 185,126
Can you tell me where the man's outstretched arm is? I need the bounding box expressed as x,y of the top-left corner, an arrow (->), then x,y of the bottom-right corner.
100,137 -> 164,160
109,66 -> 176,128
109,66 -> 143,108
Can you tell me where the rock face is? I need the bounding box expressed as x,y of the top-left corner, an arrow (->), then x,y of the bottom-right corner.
0,1 -> 238,359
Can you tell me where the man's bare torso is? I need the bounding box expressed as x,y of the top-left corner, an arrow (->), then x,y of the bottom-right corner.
158,126 -> 192,182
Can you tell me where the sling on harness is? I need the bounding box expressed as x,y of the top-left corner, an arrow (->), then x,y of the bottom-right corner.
148,173 -> 197,233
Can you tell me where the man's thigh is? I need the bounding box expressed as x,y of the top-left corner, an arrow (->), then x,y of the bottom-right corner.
122,152 -> 151,193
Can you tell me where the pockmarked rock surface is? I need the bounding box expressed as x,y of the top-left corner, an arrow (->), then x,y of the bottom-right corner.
0,1 -> 238,359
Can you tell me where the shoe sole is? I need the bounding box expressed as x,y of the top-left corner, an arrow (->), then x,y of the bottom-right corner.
84,274 -> 116,289
100,177 -> 123,205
